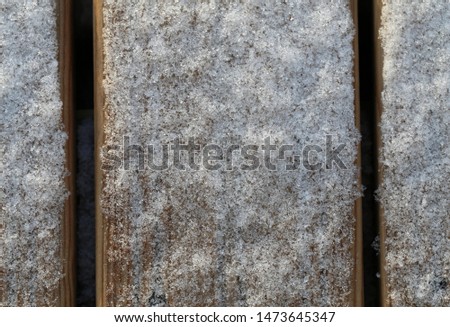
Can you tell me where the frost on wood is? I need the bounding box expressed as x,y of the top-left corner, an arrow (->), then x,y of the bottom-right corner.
379,1 -> 450,306
101,0 -> 360,306
0,1 -> 67,306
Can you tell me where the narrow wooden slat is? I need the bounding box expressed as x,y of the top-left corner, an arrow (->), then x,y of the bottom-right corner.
94,0 -> 106,307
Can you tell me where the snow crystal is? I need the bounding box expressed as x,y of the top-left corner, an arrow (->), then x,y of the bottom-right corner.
1,0 -> 67,306
379,0 -> 450,306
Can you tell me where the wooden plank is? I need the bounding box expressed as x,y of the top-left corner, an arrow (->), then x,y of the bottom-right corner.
95,0 -> 362,306
374,0 -> 450,306
0,0 -> 74,306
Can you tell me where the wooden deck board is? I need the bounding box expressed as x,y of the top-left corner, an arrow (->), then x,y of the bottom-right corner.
374,0 -> 450,306
95,0 -> 362,306
1,0 -> 74,306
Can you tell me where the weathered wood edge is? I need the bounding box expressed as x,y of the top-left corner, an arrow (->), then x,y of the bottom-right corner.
350,0 -> 364,307
93,0 -> 106,307
58,0 -> 75,307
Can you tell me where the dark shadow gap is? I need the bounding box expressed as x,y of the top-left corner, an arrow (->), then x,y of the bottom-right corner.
73,0 -> 95,307
358,0 -> 381,306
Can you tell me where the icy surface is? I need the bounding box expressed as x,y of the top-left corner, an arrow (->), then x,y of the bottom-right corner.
101,0 -> 360,306
379,1 -> 450,306
0,0 -> 67,306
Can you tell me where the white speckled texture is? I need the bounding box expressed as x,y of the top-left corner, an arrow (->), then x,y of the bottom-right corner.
100,0 -> 360,306
0,0 -> 67,306
379,0 -> 450,306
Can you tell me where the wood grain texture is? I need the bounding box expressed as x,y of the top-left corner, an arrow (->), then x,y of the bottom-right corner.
58,0 -> 75,307
94,0 -> 106,307
95,0 -> 362,306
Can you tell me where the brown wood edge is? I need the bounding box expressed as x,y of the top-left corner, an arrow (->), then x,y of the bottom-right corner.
94,0 -> 106,307
58,0 -> 75,307
350,0 -> 364,307
373,0 -> 389,307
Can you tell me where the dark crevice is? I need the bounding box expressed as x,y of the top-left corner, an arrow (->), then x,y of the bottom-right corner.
358,0 -> 381,307
73,0 -> 95,307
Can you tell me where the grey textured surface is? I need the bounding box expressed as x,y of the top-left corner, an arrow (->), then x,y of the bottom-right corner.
76,118 -> 95,306
100,0 -> 360,306
0,0 -> 67,306
379,0 -> 450,306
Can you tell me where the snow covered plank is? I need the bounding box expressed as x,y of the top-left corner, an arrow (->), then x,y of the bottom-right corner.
95,0 -> 362,306
375,0 -> 450,306
1,0 -> 75,306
